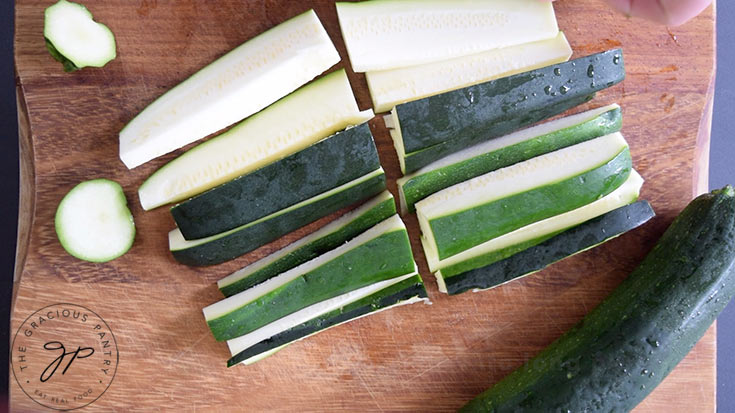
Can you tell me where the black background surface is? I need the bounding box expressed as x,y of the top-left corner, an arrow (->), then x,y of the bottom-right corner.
1,1 -> 733,411
1,0 -> 18,408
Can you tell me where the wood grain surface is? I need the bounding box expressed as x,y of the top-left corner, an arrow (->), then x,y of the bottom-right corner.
11,1 -> 716,411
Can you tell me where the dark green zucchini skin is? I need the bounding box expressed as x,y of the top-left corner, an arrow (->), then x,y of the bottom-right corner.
227,274 -> 427,367
219,195 -> 397,297
45,38 -> 80,72
172,171 -> 386,266
443,201 -> 655,295
461,187 -> 735,412
172,124 -> 380,240
402,94 -> 595,174
398,49 -> 624,173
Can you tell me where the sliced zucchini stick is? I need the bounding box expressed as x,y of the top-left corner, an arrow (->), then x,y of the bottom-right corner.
388,49 -> 625,173
438,201 -> 655,294
120,10 -> 340,168
218,191 -> 396,297
227,272 -> 427,366
169,168 -> 386,266
138,69 -> 373,210
336,0 -> 559,72
366,32 -> 572,113
426,170 -> 644,273
417,133 -> 631,262
44,0 -> 117,72
203,215 -> 415,341
55,179 -> 135,262
397,104 -> 622,214
172,123 -> 380,240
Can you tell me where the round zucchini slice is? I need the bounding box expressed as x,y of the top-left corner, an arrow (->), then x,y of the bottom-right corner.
55,179 -> 135,262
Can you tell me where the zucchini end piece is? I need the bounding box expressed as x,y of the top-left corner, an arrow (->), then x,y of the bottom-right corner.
44,0 -> 117,71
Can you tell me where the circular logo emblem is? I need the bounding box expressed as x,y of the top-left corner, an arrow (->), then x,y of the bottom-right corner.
11,303 -> 119,411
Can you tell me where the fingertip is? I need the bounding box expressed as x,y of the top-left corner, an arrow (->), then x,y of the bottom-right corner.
661,0 -> 712,26
603,0 -> 712,26
604,0 -> 632,16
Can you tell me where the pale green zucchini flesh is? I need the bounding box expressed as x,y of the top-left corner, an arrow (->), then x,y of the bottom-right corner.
203,215 -> 415,341
425,170 -> 644,272
417,133 -> 631,261
44,0 -> 116,72
120,10 -> 340,169
336,0 -> 559,72
138,69 -> 374,210
169,168 -> 386,266
366,32 -> 572,113
397,104 -> 622,214
218,191 -> 396,297
55,179 -> 135,263
437,201 -> 655,295
226,272 -> 427,366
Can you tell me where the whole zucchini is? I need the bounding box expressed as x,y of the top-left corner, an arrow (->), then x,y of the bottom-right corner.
462,186 -> 735,412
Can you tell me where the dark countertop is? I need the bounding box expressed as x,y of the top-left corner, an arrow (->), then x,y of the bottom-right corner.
1,1 -> 733,411
0,0 -> 18,406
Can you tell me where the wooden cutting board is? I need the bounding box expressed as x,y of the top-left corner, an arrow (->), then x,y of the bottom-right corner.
11,1 -> 716,411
